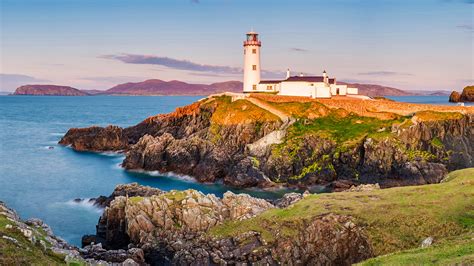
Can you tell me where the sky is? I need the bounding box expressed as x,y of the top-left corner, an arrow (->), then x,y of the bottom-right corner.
0,0 -> 473,91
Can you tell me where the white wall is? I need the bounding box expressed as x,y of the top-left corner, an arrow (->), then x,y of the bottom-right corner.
280,81 -> 313,97
280,81 -> 331,98
315,86 -> 332,98
243,43 -> 261,92
257,83 -> 280,92
347,87 -> 358,94
330,84 -> 348,96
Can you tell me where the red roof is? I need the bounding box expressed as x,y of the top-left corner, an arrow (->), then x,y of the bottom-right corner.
259,80 -> 282,84
284,76 -> 324,82
329,78 -> 336,84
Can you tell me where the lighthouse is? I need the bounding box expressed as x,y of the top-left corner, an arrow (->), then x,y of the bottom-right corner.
243,31 -> 261,92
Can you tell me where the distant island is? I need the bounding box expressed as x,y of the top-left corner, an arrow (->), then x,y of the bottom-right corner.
13,85 -> 89,96
449,85 -> 474,103
11,79 -> 452,97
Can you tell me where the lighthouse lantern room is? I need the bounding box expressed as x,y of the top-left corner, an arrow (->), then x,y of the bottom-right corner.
243,31 -> 261,92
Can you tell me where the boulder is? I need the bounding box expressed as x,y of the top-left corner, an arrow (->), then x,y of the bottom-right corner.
449,91 -> 461,102
59,125 -> 128,151
460,86 -> 474,102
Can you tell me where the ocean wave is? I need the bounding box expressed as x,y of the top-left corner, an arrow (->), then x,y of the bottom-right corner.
64,198 -> 103,213
128,168 -> 197,182
42,145 -> 56,150
98,151 -> 124,157
50,132 -> 66,136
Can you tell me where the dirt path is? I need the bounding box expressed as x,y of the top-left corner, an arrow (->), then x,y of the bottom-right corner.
247,96 -> 290,122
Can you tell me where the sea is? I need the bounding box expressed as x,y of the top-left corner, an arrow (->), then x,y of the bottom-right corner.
0,95 -> 469,246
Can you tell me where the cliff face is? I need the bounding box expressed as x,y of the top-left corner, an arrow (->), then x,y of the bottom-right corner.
449,86 -> 474,102
92,186 -> 372,265
13,85 -> 89,96
60,95 -> 473,189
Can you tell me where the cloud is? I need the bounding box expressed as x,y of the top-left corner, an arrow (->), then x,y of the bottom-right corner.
357,71 -> 413,77
456,23 -> 473,31
0,73 -> 50,92
101,53 -> 243,75
290,47 -> 309,53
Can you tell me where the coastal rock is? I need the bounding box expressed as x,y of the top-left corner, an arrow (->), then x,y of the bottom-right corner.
94,182 -> 164,208
61,96 -> 474,190
222,191 -> 274,220
346,183 -> 381,192
90,187 -> 373,265
80,243 -> 145,264
449,91 -> 461,102
0,201 -> 86,264
273,192 -> 304,208
449,86 -> 474,102
460,86 -> 474,102
59,125 -> 128,151
272,214 -> 373,264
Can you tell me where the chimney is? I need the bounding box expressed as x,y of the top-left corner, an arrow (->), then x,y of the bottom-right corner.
286,68 -> 290,79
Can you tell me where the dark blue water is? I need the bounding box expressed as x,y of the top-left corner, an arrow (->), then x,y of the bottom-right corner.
0,95 -> 468,246
387,95 -> 474,106
0,96 -> 290,246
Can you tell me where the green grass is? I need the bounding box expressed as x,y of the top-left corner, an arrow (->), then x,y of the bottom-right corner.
210,168 -> 474,258
0,215 -> 66,265
287,112 -> 401,143
129,196 -> 144,204
431,137 -> 444,148
358,233 -> 474,265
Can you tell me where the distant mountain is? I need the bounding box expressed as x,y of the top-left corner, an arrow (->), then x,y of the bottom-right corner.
80,89 -> 103,95
13,85 -> 89,96
409,90 -> 452,96
102,79 -> 242,96
12,79 -> 446,98
338,82 -> 413,97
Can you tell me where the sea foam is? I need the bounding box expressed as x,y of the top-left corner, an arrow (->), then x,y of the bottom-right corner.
64,198 -> 103,214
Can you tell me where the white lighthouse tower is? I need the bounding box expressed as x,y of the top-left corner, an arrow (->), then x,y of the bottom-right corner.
243,31 -> 261,92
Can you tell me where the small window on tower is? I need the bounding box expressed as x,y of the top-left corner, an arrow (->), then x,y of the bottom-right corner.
252,85 -> 257,90
252,49 -> 256,54
252,65 -> 257,70
244,49 -> 246,55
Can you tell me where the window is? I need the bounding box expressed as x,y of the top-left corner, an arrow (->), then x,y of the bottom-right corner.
252,49 -> 257,54
252,65 -> 257,70
267,85 -> 273,90
244,49 -> 246,55
252,85 -> 257,90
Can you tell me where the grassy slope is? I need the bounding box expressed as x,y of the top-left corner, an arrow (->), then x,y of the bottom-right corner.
210,168 -> 474,261
207,96 -> 280,125
0,215 -> 66,265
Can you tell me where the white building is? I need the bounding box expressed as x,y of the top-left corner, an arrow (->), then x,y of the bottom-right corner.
242,31 -> 358,98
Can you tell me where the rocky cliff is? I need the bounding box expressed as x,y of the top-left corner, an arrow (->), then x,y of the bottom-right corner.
0,201 -> 83,264
86,184 -> 373,265
449,85 -> 474,102
13,85 -> 89,96
60,95 -> 474,190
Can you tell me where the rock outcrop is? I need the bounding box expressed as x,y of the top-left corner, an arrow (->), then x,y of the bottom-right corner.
0,202 -> 79,264
89,186 -> 373,265
449,91 -> 461,102
60,95 -> 474,190
59,125 -> 128,151
449,86 -> 474,102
